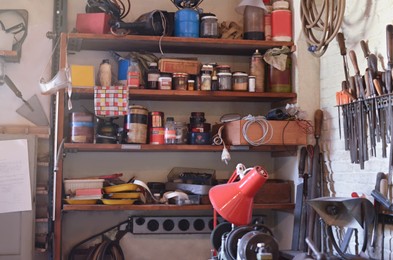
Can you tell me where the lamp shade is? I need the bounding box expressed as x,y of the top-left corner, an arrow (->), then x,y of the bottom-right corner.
209,166 -> 268,226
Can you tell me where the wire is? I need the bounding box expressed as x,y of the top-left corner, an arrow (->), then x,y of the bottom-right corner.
241,115 -> 273,146
300,0 -> 346,57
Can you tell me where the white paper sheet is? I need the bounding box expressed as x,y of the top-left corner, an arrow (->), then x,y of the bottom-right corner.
0,139 -> 32,213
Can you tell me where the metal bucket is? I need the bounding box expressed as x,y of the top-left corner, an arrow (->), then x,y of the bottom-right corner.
124,105 -> 148,144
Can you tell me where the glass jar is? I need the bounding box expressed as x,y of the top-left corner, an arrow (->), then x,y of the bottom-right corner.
187,80 -> 195,90
200,65 -> 213,91
217,72 -> 232,91
232,72 -> 248,91
175,121 -> 188,144
216,65 -> 231,74
200,15 -> 219,38
173,72 -> 188,90
147,62 -> 160,89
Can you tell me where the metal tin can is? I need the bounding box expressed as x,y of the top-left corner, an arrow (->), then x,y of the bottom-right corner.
70,112 -> 94,143
149,127 -> 165,144
124,105 -> 148,144
148,111 -> 164,128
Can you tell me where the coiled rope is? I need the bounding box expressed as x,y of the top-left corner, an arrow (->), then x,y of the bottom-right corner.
300,0 -> 346,57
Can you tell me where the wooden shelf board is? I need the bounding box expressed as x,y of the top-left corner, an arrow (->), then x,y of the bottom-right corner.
66,33 -> 294,56
63,203 -> 294,211
64,143 -> 298,153
0,50 -> 17,57
71,88 -> 296,102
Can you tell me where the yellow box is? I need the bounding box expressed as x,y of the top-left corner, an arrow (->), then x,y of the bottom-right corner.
71,65 -> 95,87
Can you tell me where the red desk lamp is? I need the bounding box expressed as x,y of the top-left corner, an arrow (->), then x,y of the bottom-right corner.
209,165 -> 269,226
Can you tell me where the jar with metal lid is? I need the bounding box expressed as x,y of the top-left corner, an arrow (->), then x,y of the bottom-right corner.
200,15 -> 219,38
173,72 -> 188,90
217,72 -> 232,91
200,65 -> 213,91
232,72 -> 248,91
158,73 -> 172,90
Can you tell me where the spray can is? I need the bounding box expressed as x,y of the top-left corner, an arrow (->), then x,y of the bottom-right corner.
250,49 -> 265,92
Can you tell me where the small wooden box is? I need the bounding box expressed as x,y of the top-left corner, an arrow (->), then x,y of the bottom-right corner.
254,179 -> 292,204
223,120 -> 307,146
158,58 -> 201,75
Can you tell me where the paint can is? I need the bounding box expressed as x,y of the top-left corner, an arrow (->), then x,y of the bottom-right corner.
124,105 -> 148,144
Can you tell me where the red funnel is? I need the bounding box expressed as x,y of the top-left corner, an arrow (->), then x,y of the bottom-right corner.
209,166 -> 268,226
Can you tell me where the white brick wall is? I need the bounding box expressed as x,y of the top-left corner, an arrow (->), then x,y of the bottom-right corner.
301,0 -> 393,258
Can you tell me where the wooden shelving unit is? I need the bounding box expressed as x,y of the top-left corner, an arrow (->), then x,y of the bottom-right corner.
54,32 -> 298,259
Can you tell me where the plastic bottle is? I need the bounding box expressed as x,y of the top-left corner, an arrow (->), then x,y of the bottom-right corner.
127,57 -> 141,89
164,117 -> 176,144
99,59 -> 111,86
250,49 -> 265,92
271,0 -> 292,41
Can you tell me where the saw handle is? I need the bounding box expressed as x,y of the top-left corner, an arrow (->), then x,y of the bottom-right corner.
314,109 -> 323,139
349,50 -> 360,75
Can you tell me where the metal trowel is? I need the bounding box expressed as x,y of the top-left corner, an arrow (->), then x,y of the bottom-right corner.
4,75 -> 49,126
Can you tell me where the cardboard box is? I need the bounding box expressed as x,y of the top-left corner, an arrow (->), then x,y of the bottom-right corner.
76,13 -> 111,34
223,119 -> 307,146
158,58 -> 201,75
254,179 -> 292,204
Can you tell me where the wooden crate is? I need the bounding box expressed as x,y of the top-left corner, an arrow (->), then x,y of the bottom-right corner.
223,119 -> 307,146
158,58 -> 201,75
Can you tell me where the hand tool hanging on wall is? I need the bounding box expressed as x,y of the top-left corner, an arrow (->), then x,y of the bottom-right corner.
349,50 -> 368,169
386,24 -> 393,200
306,109 -> 324,254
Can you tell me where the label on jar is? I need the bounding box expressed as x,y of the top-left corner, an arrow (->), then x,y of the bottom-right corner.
127,71 -> 140,88
201,75 -> 212,90
158,77 -> 172,90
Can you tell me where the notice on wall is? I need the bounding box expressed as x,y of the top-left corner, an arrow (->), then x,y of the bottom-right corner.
0,139 -> 32,213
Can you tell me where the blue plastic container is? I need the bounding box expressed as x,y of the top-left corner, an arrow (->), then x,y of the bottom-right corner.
175,8 -> 199,38
118,58 -> 129,82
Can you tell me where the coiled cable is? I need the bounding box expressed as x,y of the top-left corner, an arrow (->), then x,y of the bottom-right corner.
241,115 -> 273,146
300,0 -> 346,57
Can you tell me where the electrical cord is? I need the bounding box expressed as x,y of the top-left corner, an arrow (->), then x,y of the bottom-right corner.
241,115 -> 273,146
300,0 -> 346,57
212,125 -> 231,164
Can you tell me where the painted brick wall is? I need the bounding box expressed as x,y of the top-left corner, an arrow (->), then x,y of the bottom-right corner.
316,1 -> 393,258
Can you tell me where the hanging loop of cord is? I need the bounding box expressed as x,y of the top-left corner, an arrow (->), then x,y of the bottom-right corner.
300,0 -> 346,57
242,115 -> 273,146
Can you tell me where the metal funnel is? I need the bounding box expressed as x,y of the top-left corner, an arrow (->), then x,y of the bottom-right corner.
308,197 -> 375,229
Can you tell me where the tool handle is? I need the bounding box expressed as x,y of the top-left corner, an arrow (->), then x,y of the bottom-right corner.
386,24 -> 393,66
337,32 -> 347,56
348,76 -> 357,98
349,50 -> 360,75
364,69 -> 371,97
360,40 -> 370,58
373,78 -> 383,95
368,54 -> 378,78
314,109 -> 323,139
4,75 -> 22,98
298,146 -> 307,177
